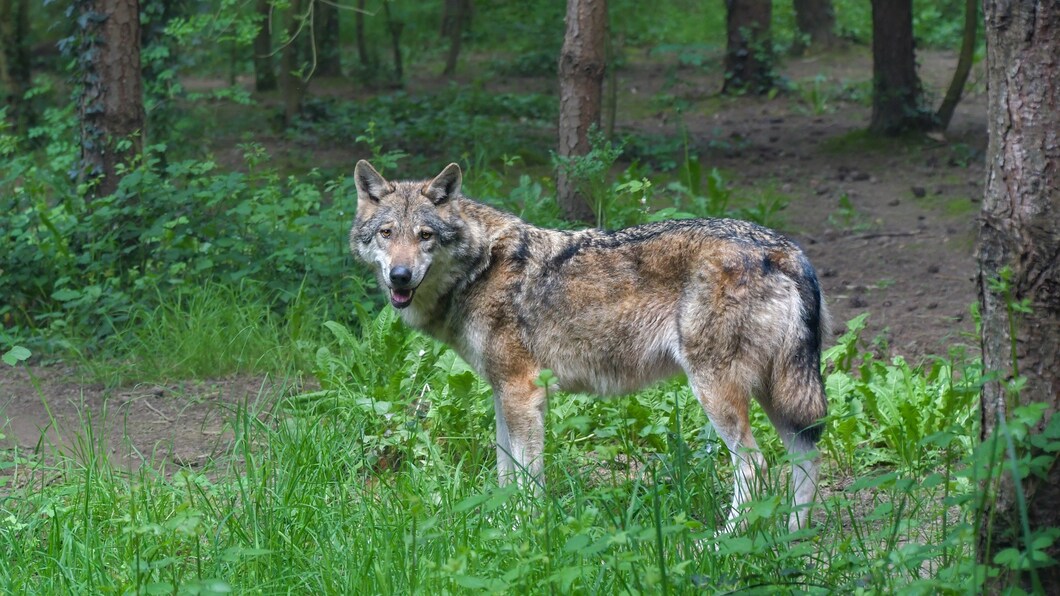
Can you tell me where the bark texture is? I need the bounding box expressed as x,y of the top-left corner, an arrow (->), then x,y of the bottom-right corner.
868,0 -> 930,135
723,0 -> 774,94
79,0 -> 145,198
978,1 -> 1060,590
792,0 -> 839,54
556,0 -> 607,222
0,0 -> 32,133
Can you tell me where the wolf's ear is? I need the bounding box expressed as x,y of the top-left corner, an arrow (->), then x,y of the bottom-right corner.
422,163 -> 462,205
354,160 -> 390,204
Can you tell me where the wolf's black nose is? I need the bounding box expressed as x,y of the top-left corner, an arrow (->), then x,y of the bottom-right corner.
390,266 -> 413,287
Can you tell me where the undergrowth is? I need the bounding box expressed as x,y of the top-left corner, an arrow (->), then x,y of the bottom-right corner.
6,306 -> 1054,593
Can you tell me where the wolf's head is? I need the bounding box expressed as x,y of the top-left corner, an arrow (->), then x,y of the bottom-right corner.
350,160 -> 469,311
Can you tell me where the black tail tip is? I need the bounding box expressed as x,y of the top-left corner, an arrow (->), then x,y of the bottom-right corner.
797,419 -> 825,445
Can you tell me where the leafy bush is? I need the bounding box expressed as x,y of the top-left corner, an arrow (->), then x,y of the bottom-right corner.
0,122 -> 365,352
294,86 -> 556,167
821,314 -> 981,474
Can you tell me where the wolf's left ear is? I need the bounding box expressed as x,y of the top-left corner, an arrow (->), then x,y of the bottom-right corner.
422,163 -> 462,205
354,160 -> 390,204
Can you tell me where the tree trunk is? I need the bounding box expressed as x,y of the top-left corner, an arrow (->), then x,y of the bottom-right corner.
78,0 -> 145,198
383,1 -> 404,85
280,0 -> 306,127
316,0 -> 342,77
868,0 -> 931,135
792,0 -> 838,54
0,0 -> 32,134
977,2 -> 1060,591
254,0 -> 277,91
933,0 -> 977,133
355,0 -> 370,70
441,0 -> 470,77
556,0 -> 607,222
722,0 -> 774,95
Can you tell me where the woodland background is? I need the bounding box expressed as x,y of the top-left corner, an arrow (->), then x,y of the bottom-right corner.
0,0 -> 1058,592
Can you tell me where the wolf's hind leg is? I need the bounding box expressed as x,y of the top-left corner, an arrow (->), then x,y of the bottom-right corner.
687,373 -> 765,529
493,377 -> 547,492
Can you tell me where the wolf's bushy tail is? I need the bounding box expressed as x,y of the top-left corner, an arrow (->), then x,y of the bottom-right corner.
774,256 -> 830,445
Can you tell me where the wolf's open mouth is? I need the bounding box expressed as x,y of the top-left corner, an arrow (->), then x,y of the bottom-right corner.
390,287 -> 415,309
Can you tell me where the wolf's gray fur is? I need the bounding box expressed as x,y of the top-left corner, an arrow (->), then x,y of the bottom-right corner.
351,160 -> 830,530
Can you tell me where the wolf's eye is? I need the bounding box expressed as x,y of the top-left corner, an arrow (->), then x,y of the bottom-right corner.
419,231 -> 433,241
379,228 -> 392,239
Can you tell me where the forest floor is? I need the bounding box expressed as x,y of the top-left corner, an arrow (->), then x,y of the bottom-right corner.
1,46 -> 984,480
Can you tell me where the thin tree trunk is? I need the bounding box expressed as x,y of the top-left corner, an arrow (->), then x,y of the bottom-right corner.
933,0 -> 977,132
317,0 -> 342,76
441,0 -> 470,77
977,2 -> 1060,591
792,0 -> 838,54
383,1 -> 404,84
280,0 -> 306,127
355,0 -> 370,70
868,0 -> 931,135
254,0 -> 277,91
722,0 -> 774,95
78,0 -> 145,198
604,31 -> 618,140
0,0 -> 32,133
556,0 -> 607,222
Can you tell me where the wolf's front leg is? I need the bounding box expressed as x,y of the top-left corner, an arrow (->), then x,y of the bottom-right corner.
492,376 -> 547,492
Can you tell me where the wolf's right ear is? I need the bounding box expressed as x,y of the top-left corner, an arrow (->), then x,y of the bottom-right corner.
354,160 -> 390,205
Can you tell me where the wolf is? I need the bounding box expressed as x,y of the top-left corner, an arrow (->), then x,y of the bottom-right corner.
350,160 -> 830,531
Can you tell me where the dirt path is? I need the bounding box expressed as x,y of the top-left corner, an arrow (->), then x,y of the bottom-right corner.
0,366 -> 285,490
0,47 -> 984,477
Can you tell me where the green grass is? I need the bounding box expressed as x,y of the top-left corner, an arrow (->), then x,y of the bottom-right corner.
79,282 -> 331,385
1,307 -> 1023,593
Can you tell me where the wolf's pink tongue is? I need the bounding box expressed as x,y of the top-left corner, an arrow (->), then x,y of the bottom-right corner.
392,289 -> 412,301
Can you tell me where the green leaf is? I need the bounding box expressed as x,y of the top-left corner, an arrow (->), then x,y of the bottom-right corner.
51,288 -> 81,302
563,533 -> 591,552
2,346 -> 30,367
453,491 -> 492,513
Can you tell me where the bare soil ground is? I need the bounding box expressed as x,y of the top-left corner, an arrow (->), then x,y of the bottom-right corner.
0,47 -> 984,478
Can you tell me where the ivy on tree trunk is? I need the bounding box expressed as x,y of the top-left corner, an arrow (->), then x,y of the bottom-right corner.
722,0 -> 774,95
77,0 -> 145,198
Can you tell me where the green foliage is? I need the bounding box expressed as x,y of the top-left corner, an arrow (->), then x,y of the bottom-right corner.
1,2 -> 1049,589
0,126 -> 360,352
6,306 -> 1041,593
821,314 -> 981,474
488,49 -> 559,77
295,86 -> 556,167
2,345 -> 31,367
90,282 -> 326,383
552,128 -> 626,228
